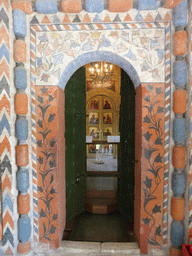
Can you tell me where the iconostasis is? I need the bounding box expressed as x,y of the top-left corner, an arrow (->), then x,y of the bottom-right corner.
85,62 -> 121,175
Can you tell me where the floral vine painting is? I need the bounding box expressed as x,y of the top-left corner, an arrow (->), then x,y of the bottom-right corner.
36,86 -> 58,242
141,83 -> 164,249
35,28 -> 165,86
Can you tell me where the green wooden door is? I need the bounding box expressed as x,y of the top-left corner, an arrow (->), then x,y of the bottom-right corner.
118,68 -> 135,223
65,67 -> 86,223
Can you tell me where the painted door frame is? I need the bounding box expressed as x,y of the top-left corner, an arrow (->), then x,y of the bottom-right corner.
35,54 -> 165,255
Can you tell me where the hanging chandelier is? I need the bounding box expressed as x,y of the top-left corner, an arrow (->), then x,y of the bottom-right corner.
88,62 -> 113,87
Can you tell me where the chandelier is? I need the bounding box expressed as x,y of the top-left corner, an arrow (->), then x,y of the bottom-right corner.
88,62 -> 113,87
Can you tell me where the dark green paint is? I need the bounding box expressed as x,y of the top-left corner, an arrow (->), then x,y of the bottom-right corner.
118,68 -> 135,223
65,67 -> 86,223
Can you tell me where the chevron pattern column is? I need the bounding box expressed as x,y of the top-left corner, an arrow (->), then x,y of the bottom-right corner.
0,0 -> 14,255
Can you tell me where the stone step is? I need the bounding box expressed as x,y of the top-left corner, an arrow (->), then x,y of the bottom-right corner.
85,198 -> 117,214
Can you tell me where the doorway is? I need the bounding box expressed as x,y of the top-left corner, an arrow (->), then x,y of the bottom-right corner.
63,63 -> 136,243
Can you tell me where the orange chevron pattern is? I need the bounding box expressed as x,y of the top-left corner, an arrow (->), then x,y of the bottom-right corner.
0,94 -> 10,114
3,212 -> 14,230
0,25 -> 9,47
2,175 -> 12,194
0,0 -> 9,11
0,137 -> 11,155
0,59 -> 9,79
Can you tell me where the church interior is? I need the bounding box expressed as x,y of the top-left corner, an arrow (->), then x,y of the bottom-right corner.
0,0 -> 191,255
63,62 -> 136,243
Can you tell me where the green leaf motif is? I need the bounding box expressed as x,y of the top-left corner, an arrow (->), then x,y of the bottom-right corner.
38,105 -> 51,120
43,222 -> 46,234
154,153 -> 162,163
157,106 -> 163,113
143,176 -> 152,189
49,160 -> 56,168
49,225 -> 56,234
154,137 -> 162,145
38,156 -> 43,165
142,217 -> 151,226
38,95 -> 44,104
45,197 -> 54,210
40,172 -> 46,183
143,131 -> 152,141
155,225 -> 161,236
147,236 -> 160,246
38,186 -> 43,193
50,174 -> 54,184
49,94 -> 54,102
52,214 -> 58,221
146,84 -> 154,92
144,148 -> 158,160
144,95 -> 150,103
48,113 -> 55,123
143,115 -> 151,123
50,187 -> 56,194
39,209 -> 47,218
39,130 -> 51,140
143,188 -> 156,208
156,87 -> 162,94
152,204 -> 161,214
37,120 -> 43,128
40,87 -> 48,95
37,140 -> 43,148
50,139 -> 56,147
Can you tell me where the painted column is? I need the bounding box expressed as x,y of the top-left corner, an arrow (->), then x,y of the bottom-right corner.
12,0 -> 33,253
0,0 -> 14,255
35,86 -> 65,248
169,0 -> 188,255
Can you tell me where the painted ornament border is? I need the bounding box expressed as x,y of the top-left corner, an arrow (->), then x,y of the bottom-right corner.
30,19 -> 171,245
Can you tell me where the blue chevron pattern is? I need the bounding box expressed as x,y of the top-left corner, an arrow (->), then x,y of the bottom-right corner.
0,76 -> 9,97
1,155 -> 12,175
0,114 -> 10,135
3,227 -> 14,247
0,44 -> 9,63
2,194 -> 13,213
0,8 -> 9,29
0,1 -> 14,254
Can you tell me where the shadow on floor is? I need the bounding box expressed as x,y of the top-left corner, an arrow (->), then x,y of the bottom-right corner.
63,210 -> 136,243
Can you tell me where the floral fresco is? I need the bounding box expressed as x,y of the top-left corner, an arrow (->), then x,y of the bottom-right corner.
36,86 -> 59,243
35,28 -> 165,85
141,83 -> 165,252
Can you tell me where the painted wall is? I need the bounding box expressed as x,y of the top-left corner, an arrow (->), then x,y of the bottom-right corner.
0,0 -> 190,255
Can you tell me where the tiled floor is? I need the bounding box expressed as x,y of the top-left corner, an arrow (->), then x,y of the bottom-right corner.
87,155 -> 117,172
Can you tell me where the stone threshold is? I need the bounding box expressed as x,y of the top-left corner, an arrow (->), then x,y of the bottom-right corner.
33,241 -> 140,255
29,241 -> 168,256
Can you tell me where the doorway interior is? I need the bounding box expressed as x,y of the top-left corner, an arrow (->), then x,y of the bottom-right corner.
63,62 -> 136,243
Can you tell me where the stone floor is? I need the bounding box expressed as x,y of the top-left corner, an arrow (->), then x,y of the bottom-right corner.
34,241 -> 141,256
66,211 -> 135,242
32,241 -> 167,256
87,155 -> 117,172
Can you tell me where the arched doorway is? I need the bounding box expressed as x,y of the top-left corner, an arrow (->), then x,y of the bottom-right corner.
64,64 -> 136,241
35,50 -> 165,254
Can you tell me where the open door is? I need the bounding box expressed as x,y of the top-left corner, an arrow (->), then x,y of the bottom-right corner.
65,67 -> 86,223
118,68 -> 135,223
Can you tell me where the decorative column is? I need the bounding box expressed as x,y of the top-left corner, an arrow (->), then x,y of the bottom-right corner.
170,0 -> 188,255
12,0 -> 33,253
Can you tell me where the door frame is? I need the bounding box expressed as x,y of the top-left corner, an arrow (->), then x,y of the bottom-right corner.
35,53 -> 166,254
